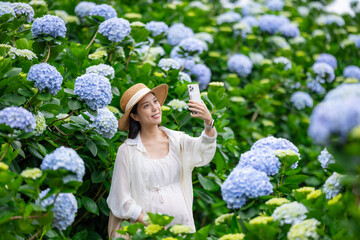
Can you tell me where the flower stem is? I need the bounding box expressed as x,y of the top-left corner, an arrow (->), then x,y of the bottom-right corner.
47,110 -> 74,127
124,50 -> 134,71
12,36 -> 15,48
44,43 -> 50,63
0,143 -> 10,162
85,28 -> 99,50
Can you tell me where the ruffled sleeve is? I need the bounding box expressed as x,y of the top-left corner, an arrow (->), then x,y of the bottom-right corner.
107,144 -> 143,221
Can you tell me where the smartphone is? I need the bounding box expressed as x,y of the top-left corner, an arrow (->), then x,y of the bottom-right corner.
187,84 -> 202,103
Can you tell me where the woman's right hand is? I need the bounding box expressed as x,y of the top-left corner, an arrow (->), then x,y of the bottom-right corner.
136,213 -> 148,226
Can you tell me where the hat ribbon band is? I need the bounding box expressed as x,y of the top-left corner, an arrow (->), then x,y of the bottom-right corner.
125,88 -> 151,112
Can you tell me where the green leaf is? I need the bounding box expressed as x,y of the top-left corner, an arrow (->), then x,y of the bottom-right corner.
3,68 -> 21,78
0,94 -> 26,106
98,197 -> 110,216
112,86 -> 120,96
198,173 -> 219,192
284,175 -> 308,185
15,38 -> 30,49
86,139 -> 98,156
82,196 -> 99,215
28,146 -> 44,159
18,88 -> 33,97
68,99 -> 82,110
64,88 -> 76,95
147,212 -> 174,226
91,171 -> 106,183
36,92 -> 52,101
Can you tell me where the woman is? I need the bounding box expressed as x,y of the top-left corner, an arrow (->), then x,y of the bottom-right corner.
107,83 -> 217,238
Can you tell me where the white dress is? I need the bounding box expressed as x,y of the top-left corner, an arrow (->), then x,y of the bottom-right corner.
107,126 -> 217,231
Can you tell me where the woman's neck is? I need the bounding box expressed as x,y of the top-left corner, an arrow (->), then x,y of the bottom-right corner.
139,125 -> 163,141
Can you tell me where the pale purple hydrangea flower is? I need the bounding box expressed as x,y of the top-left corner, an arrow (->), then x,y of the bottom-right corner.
312,62 -> 335,83
227,54 -> 253,77
89,4 -> 117,20
191,63 -> 211,90
343,65 -> 360,80
99,17 -> 131,42
316,53 -> 337,69
290,91 -> 313,110
167,23 -> 194,46
279,23 -> 300,38
145,21 -> 169,37
216,11 -> 241,25
266,0 -> 284,11
12,2 -> 34,22
178,38 -> 207,54
74,1 -> 96,18
88,107 -> 117,139
259,14 -> 290,34
27,63 -> 63,95
0,107 -> 35,132
31,15 -> 67,38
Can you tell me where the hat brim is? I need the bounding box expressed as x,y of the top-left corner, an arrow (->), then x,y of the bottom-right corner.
118,84 -> 168,131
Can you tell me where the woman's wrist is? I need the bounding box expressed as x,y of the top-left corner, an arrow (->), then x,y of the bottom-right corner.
204,118 -> 214,128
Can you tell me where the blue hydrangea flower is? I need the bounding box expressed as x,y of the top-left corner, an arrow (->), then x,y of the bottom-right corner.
167,23 -> 194,46
233,22 -> 252,38
179,72 -> 191,83
37,189 -> 78,231
41,146 -> 85,182
290,91 -> 313,110
0,2 -> 15,18
259,14 -> 289,34
318,148 -> 335,170
312,62 -> 335,83
170,46 -> 196,70
12,3 -> 34,23
343,65 -> 360,80
99,17 -> 131,43
227,54 -> 253,77
242,16 -> 259,27
324,83 -> 360,101
178,38 -> 207,54
89,4 -> 117,20
74,73 -> 113,110
74,1 -> 96,18
0,107 -> 35,132
31,15 -> 66,38
316,53 -> 337,69
242,2 -> 264,16
87,107 -> 118,139
274,57 -> 292,70
237,148 -> 281,176
191,64 -> 211,90
194,32 -> 214,44
216,11 -> 241,25
349,34 -> 360,48
251,136 -> 300,168
323,172 -> 343,199
27,63 -> 63,95
324,15 -> 345,26
221,167 -> 273,209
266,0 -> 284,11
86,63 -> 115,79
279,23 -> 300,38
158,58 -> 181,71
307,80 -> 326,94
272,202 -> 308,225
308,96 -> 360,144
145,21 -> 169,37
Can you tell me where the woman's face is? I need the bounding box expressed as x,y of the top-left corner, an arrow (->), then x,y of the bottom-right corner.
130,93 -> 162,127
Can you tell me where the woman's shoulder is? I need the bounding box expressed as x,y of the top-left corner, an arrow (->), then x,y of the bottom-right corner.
160,126 -> 186,138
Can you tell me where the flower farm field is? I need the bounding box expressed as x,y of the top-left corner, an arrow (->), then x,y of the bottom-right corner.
1,0 -> 360,239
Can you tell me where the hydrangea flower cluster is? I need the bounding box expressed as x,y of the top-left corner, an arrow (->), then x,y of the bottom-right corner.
169,225 -> 193,234
265,197 -> 290,206
167,23 -> 194,46
221,167 -> 273,209
38,189 -> 78,230
233,22 -> 252,38
158,58 -> 181,71
316,53 -> 337,69
307,80 -> 325,94
348,34 -> 360,48
88,107 -> 117,139
312,62 -> 335,83
20,168 -> 43,179
308,84 -> 360,144
227,54 -> 253,77
259,14 -> 289,34
179,72 -> 191,83
9,47 -> 37,60
0,2 -> 15,18
74,1 -> 96,18
0,107 -> 35,132
318,148 -> 335,170
194,32 -> 214,44
189,1 -> 211,11
190,63 -> 212,90
268,36 -> 290,49
34,112 -> 47,136
324,172 -> 343,199
31,15 -> 67,38
145,224 -> 162,235
287,219 -> 320,240
249,52 -> 264,65
74,73 -> 113,110
249,216 -> 274,225
89,4 -> 117,20
88,47 -> 107,60
40,146 -> 85,182
170,46 -> 196,70
290,91 -> 313,110
178,38 -> 207,55
216,11 -> 241,25
145,21 -> 169,37
251,136 -> 300,168
274,57 -> 292,70
237,148 -> 281,176
86,64 -> 115,79
323,15 -> 345,26
242,16 -> 259,27
266,0 -> 284,11
279,23 -> 300,38
54,10 -> 80,25
12,2 -> 34,22
99,17 -> 131,43
219,233 -> 245,240
167,99 -> 188,111
343,65 -> 360,80
27,63 -> 63,95
271,202 -> 308,225
215,213 -> 234,225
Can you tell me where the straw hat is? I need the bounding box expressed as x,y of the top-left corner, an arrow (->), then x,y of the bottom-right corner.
118,83 -> 168,131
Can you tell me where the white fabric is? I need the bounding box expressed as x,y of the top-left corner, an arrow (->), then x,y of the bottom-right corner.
125,88 -> 150,112
107,126 -> 217,231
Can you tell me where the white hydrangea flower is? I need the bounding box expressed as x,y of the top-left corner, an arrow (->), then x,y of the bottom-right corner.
272,202 -> 308,225
168,99 -> 188,111
287,219 -> 320,240
9,47 -> 37,60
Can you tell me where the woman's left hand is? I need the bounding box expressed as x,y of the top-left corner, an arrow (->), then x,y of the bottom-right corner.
188,100 -> 213,125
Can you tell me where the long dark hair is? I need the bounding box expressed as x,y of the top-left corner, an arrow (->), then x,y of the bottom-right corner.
128,102 -> 141,139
